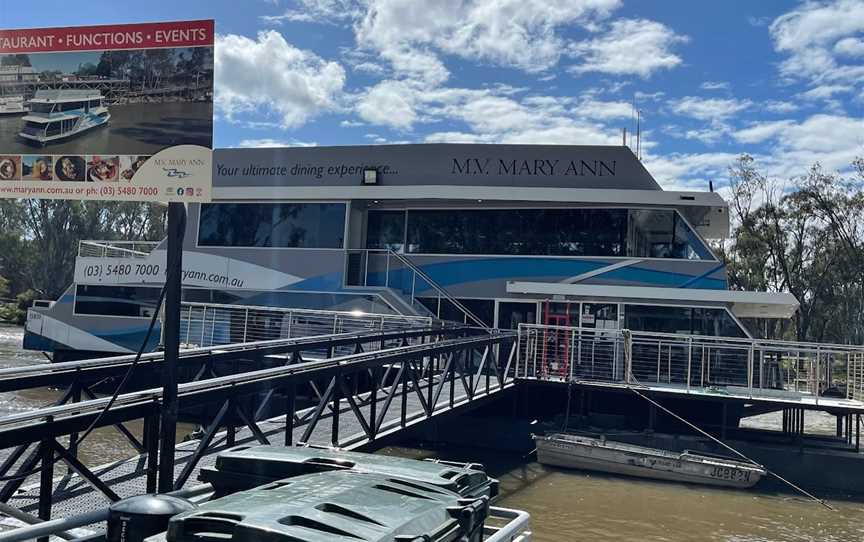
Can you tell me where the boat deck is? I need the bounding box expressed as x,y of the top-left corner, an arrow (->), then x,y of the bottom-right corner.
542,379 -> 864,414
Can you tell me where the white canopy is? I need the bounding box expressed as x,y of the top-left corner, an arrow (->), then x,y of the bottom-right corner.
505,281 -> 799,319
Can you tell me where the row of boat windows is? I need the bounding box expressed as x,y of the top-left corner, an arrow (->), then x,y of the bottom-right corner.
30,100 -> 102,114
73,285 -> 745,338
195,203 -> 713,260
417,297 -> 745,337
198,203 -> 346,249
368,208 -> 714,259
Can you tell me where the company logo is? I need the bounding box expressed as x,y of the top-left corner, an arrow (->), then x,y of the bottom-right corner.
163,167 -> 191,179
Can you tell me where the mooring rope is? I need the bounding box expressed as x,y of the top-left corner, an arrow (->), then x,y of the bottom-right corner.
618,331 -> 835,511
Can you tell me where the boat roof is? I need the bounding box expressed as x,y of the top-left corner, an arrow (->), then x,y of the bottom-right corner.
211,144 -> 730,238
506,282 -> 800,318
31,89 -> 102,102
22,113 -> 78,122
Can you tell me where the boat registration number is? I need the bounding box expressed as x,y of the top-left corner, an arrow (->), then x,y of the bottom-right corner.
709,466 -> 751,482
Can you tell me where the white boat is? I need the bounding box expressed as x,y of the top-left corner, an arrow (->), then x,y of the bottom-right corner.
18,89 -> 109,145
0,94 -> 28,115
533,432 -> 765,489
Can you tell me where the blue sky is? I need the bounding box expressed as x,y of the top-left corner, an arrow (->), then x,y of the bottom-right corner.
1,0 -> 862,190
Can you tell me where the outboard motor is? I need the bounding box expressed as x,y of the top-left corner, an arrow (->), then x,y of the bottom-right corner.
108,495 -> 196,542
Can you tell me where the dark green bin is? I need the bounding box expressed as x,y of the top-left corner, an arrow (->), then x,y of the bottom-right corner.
199,445 -> 498,500
168,470 -> 489,542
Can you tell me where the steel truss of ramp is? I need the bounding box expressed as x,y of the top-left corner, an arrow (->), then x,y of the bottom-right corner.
0,326 -> 517,530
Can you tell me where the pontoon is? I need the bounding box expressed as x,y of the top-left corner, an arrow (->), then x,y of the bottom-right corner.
0,94 -> 28,115
23,144 -> 798,361
18,89 -> 109,145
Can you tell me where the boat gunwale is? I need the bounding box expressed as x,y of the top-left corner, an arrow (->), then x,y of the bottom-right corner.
534,432 -> 766,474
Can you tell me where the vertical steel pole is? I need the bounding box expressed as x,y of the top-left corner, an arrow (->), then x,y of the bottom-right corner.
37,437 -> 53,542
158,202 -> 184,494
145,404 -> 160,493
284,383 -> 296,446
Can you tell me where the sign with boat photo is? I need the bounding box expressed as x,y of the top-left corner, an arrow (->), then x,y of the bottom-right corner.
0,20 -> 214,202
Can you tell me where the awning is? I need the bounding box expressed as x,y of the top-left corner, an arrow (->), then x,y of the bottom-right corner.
505,281 -> 799,319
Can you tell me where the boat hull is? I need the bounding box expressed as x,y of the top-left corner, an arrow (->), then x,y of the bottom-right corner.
18,113 -> 110,145
535,434 -> 763,489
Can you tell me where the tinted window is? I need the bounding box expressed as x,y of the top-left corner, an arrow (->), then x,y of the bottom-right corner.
75,285 -> 161,317
625,304 -> 745,337
366,210 -> 405,251
405,208 -> 627,256
629,210 -> 713,260
198,203 -> 346,248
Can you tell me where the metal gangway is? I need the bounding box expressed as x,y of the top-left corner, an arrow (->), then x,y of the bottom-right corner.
0,321 -> 518,537
515,323 -> 864,402
515,323 -> 864,445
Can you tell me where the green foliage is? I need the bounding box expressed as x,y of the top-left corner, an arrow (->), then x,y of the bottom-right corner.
0,200 -> 166,302
718,155 -> 864,343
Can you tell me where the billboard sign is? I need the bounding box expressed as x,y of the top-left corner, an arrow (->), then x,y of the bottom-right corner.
0,20 -> 213,201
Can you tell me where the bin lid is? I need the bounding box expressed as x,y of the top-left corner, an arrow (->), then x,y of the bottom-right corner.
201,445 -> 496,499
169,470 -> 489,542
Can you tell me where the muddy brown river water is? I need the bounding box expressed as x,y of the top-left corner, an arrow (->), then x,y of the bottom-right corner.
0,325 -> 861,541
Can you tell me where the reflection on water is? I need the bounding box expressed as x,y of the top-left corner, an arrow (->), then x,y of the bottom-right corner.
0,102 -> 212,156
381,439 -> 864,542
0,325 -> 190,467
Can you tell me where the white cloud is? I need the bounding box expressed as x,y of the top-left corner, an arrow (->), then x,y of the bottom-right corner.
834,36 -> 864,57
799,84 -> 853,100
700,81 -> 730,90
339,119 -> 365,127
426,91 -> 621,145
668,96 -> 751,121
733,120 -> 795,144
215,31 -> 346,128
763,100 -> 799,114
569,19 -> 688,77
769,0 -> 864,84
237,138 -> 317,147
683,128 -> 724,145
577,98 -> 632,120
262,0 -> 363,24
355,0 -> 622,82
356,80 -> 420,129
731,114 -> 864,178
642,151 -> 740,191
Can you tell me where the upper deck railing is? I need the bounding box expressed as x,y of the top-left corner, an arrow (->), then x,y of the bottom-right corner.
516,323 -> 864,403
345,249 -> 492,330
179,301 -> 434,351
78,240 -> 160,258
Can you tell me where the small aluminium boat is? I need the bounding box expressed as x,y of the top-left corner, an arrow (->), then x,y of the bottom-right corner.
534,432 -> 765,489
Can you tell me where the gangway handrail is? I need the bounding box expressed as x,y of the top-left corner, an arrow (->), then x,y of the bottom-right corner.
0,326 -> 461,384
77,239 -> 160,258
517,322 -> 864,354
386,249 -> 493,332
0,332 -> 516,432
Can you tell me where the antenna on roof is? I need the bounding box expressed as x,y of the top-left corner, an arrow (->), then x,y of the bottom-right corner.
622,127 -> 627,147
709,180 -> 714,192
636,109 -> 642,161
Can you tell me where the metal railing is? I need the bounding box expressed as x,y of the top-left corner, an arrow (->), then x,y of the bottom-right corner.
179,302 -> 433,350
78,240 -> 160,258
850,353 -> 864,402
346,249 -> 491,330
516,323 -> 864,402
